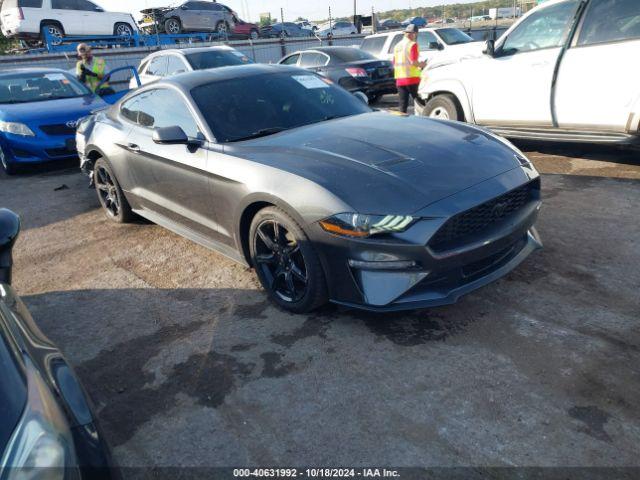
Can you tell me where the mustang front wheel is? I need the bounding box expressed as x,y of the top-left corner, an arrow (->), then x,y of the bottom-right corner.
250,207 -> 328,313
94,158 -> 133,223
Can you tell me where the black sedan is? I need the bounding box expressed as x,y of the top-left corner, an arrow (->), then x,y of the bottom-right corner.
0,209 -> 116,478
77,64 -> 542,313
278,47 -> 396,103
259,22 -> 313,38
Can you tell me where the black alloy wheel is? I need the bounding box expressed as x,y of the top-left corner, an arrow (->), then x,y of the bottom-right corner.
250,207 -> 327,313
94,158 -> 133,223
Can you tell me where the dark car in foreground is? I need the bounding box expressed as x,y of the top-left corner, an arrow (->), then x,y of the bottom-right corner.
278,47 -> 396,103
77,64 -> 542,313
0,209 -> 116,478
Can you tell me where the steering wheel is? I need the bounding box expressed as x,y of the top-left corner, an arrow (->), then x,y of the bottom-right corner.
523,41 -> 541,51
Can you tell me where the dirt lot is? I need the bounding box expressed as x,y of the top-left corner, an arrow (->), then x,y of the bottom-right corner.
1,137 -> 639,472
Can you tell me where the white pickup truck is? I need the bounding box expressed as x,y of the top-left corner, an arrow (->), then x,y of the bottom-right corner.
417,0 -> 640,146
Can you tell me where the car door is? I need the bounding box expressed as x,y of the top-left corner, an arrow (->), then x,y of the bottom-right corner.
50,0 -> 85,35
75,0 -> 109,35
471,0 -> 581,127
178,1 -> 201,31
555,0 -> 640,132
119,87 -> 218,237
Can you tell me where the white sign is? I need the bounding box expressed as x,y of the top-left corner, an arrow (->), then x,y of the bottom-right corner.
292,75 -> 329,89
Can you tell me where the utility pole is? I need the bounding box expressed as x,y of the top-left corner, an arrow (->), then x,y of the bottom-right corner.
280,7 -> 284,24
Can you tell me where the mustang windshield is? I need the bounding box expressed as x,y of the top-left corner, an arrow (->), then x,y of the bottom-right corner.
191,71 -> 372,143
0,72 -> 91,104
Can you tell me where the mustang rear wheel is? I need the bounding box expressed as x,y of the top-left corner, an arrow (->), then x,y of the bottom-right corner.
94,158 -> 133,223
250,207 -> 328,313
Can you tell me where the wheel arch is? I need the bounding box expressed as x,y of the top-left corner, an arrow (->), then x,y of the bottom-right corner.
235,193 -> 309,266
39,20 -> 64,33
419,79 -> 474,123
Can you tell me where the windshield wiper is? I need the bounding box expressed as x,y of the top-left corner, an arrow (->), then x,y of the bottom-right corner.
233,127 -> 288,141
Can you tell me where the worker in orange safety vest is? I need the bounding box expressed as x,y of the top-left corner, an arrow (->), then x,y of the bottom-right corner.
393,24 -> 426,113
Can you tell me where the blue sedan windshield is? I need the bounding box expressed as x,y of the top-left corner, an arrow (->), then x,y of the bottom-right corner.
0,72 -> 90,104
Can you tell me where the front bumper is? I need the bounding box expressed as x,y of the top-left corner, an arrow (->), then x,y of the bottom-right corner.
1,134 -> 77,164
311,168 -> 542,311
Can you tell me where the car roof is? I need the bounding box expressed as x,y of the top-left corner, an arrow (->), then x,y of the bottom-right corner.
0,67 -> 69,77
159,63 -> 300,89
148,45 -> 234,58
364,27 -> 439,39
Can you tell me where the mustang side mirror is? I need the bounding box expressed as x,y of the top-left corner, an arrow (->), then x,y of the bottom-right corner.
483,39 -> 495,57
0,209 -> 20,285
153,126 -> 192,145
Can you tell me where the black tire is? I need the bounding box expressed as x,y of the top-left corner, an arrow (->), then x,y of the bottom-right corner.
216,21 -> 229,35
420,94 -> 463,121
368,93 -> 382,104
0,146 -> 17,175
164,17 -> 182,34
249,207 -> 328,313
94,158 -> 133,223
40,23 -> 64,43
114,22 -> 134,37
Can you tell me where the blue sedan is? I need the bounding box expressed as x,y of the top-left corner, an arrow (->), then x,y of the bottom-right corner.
0,68 -> 109,175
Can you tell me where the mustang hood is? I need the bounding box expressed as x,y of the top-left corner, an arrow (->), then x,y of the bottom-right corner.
225,111 -> 523,214
0,95 -> 106,124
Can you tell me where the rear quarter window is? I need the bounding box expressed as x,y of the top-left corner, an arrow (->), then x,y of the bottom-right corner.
360,36 -> 386,54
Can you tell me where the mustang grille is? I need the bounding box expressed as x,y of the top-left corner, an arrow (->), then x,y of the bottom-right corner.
429,179 -> 538,251
40,124 -> 76,135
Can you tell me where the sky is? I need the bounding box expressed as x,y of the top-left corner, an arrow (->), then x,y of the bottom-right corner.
94,0 -> 479,23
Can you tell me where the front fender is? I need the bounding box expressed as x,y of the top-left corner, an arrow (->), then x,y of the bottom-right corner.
418,76 -> 474,123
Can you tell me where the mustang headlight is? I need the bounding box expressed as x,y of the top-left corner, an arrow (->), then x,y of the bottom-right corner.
0,121 -> 35,137
319,213 -> 416,238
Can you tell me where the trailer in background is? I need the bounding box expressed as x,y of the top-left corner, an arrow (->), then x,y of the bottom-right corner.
489,7 -> 522,19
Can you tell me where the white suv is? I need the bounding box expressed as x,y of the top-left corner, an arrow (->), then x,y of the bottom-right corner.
416,0 -> 640,146
360,27 -> 483,68
1,0 -> 137,41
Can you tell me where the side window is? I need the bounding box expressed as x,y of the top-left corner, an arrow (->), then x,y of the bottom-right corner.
500,0 -> 580,55
280,53 -> 299,65
417,31 -> 438,50
146,56 -> 168,77
138,59 -> 150,74
166,55 -> 188,75
75,0 -> 97,11
577,0 -> 640,46
387,33 -> 403,53
51,0 -> 77,10
18,0 -> 43,7
121,89 -> 200,138
299,52 -> 327,68
120,92 -> 149,124
360,36 -> 385,54
209,3 -> 223,10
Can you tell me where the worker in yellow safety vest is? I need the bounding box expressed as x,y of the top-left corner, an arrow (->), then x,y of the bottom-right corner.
393,24 -> 426,113
75,43 -> 112,94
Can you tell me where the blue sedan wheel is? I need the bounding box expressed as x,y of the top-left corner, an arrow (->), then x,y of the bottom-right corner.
0,146 -> 16,175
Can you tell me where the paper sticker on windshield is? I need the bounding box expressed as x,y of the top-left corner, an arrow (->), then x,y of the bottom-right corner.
292,75 -> 329,89
44,73 -> 67,81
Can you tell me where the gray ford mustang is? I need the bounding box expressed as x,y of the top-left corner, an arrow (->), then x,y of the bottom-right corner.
77,64 -> 542,313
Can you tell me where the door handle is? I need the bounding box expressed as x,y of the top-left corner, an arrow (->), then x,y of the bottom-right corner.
128,143 -> 141,152
531,61 -> 549,68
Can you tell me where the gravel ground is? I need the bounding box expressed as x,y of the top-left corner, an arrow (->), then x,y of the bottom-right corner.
1,130 -> 639,472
